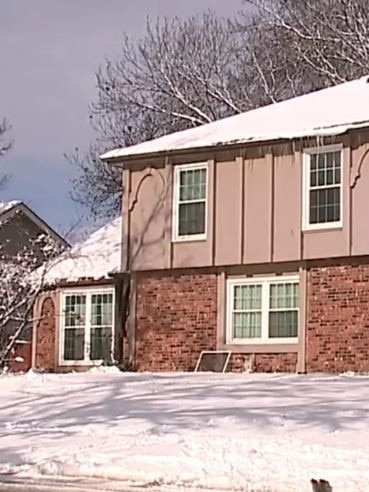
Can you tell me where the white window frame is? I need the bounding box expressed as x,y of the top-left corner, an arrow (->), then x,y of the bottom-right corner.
59,287 -> 115,366
302,144 -> 343,231
226,275 -> 299,345
172,162 -> 208,242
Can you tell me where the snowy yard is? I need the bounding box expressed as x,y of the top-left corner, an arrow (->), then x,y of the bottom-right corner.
0,370 -> 369,491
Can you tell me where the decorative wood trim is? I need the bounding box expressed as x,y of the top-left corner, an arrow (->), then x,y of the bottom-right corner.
268,152 -> 275,262
297,265 -> 307,373
343,143 -> 352,256
237,156 -> 244,264
128,167 -> 165,212
164,159 -> 173,269
122,168 -> 130,272
207,159 -> 215,265
295,149 -> 303,261
350,145 -> 369,188
242,157 -> 248,263
216,271 -> 226,349
128,273 -> 137,366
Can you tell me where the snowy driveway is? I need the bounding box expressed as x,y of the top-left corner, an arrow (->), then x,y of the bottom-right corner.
0,475 -> 183,492
0,370 -> 369,491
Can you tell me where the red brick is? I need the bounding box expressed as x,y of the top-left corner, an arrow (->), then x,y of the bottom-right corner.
307,262 -> 369,372
135,272 -> 217,371
34,297 -> 56,371
135,271 -> 296,372
229,353 -> 297,373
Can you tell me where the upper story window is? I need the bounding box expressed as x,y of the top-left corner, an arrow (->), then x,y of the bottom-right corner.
60,289 -> 114,365
303,145 -> 343,230
173,163 -> 207,241
226,275 -> 299,345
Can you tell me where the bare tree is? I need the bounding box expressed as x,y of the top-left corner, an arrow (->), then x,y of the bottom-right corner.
0,119 -> 11,191
70,12 -> 244,219
239,0 -> 369,86
0,119 -> 11,159
0,232 -> 65,367
71,3 -> 369,219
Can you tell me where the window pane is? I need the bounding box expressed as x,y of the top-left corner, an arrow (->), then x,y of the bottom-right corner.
310,154 -> 317,171
269,311 -> 298,338
334,166 -> 341,184
233,284 -> 262,310
90,327 -> 112,361
310,168 -> 317,187
309,187 -> 340,224
270,283 -> 299,309
233,312 -> 261,339
309,152 -> 341,186
64,328 -> 85,360
317,168 -> 325,186
326,151 -> 334,168
179,169 -> 206,201
317,153 -> 326,172
91,293 -> 113,326
178,202 -> 205,236
64,295 -> 86,327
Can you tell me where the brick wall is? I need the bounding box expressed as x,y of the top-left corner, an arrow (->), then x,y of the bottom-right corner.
9,341 -> 32,373
34,296 -> 56,371
135,271 -> 297,372
135,271 -> 218,371
307,262 -> 369,372
230,353 -> 297,372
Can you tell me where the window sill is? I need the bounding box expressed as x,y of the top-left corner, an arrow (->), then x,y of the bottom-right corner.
172,234 -> 207,243
59,360 -> 104,366
302,223 -> 343,233
218,343 -> 298,354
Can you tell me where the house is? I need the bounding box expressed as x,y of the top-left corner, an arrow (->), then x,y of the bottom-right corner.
0,200 -> 69,370
32,217 -> 125,371
0,200 -> 68,260
34,76 -> 369,373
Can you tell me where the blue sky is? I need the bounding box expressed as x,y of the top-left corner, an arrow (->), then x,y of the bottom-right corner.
0,0 -> 241,235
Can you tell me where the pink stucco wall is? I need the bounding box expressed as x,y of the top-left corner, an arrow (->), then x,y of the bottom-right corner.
122,132 -> 369,272
243,155 -> 272,264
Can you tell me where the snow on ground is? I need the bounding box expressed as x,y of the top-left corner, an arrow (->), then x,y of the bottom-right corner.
0,371 -> 369,491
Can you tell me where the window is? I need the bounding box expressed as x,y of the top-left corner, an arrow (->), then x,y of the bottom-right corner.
173,163 -> 207,241
303,146 -> 343,230
227,276 -> 299,344
60,289 -> 114,365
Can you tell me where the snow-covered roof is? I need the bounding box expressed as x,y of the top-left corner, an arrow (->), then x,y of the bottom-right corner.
101,76 -> 369,161
42,217 -> 121,284
0,200 -> 20,215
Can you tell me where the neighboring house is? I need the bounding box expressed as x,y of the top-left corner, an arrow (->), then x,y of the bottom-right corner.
0,200 -> 69,369
33,75 -> 369,374
32,217 -> 125,371
0,200 -> 68,260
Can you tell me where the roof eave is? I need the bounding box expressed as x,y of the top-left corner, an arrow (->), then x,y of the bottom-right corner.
101,120 -> 369,166
100,138 -> 292,166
